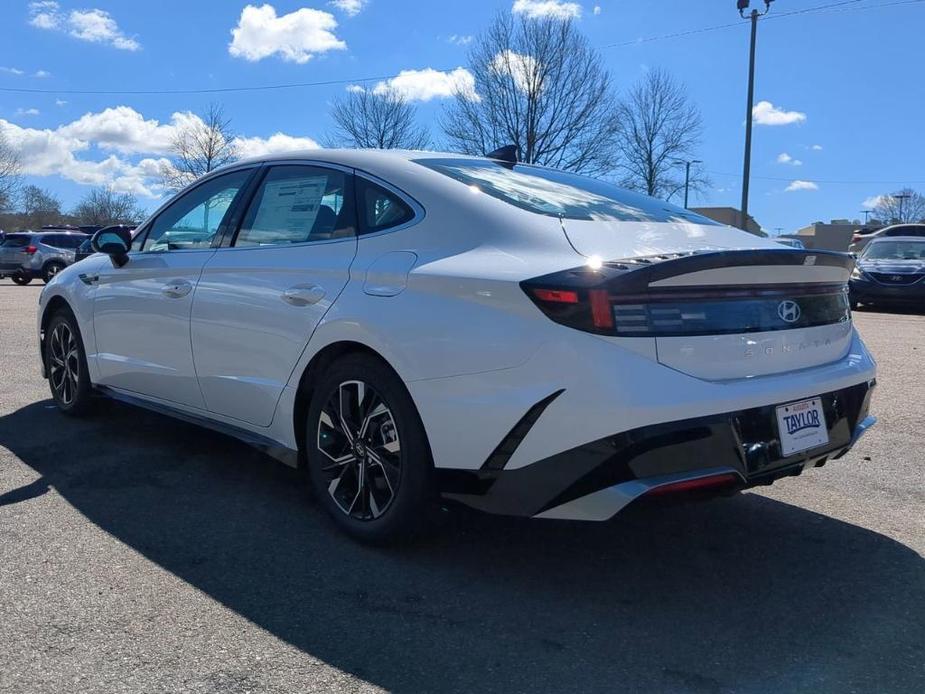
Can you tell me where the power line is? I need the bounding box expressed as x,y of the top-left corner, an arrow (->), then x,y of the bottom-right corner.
0,0 -> 921,97
706,169 -> 925,185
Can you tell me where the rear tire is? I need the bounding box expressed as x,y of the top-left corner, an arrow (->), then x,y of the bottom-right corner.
304,354 -> 435,543
11,273 -> 32,286
44,310 -> 94,416
43,261 -> 66,283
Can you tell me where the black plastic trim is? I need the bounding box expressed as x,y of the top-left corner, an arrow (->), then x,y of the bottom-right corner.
480,389 -> 564,472
440,380 -> 874,518
95,385 -> 299,467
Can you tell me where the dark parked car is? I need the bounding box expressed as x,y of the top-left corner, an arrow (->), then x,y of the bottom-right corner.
849,236 -> 925,309
74,225 -> 135,263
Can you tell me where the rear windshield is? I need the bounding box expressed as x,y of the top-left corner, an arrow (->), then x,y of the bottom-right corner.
883,225 -> 925,237
1,235 -> 30,248
863,240 -> 925,260
415,157 -> 720,224
41,234 -> 84,249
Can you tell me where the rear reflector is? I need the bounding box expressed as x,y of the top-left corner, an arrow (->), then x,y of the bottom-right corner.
531,288 -> 579,304
25,245 -> 38,255
645,473 -> 740,496
588,289 -> 614,329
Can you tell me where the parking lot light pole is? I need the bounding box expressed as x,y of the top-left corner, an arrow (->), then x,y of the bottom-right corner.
738,0 -> 774,230
892,193 -> 911,222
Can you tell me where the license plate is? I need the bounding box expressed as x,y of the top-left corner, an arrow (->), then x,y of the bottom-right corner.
776,397 -> 829,456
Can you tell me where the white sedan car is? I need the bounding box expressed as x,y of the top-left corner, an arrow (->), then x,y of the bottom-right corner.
38,149 -> 877,541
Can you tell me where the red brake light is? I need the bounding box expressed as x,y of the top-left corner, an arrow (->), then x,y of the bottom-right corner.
531,288 -> 579,304
588,289 -> 614,329
646,473 -> 740,496
851,234 -> 861,243
24,245 -> 38,255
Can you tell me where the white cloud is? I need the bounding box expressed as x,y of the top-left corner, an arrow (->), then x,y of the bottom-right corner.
57,106 -> 197,155
512,0 -> 581,19
785,180 -> 818,192
345,84 -> 366,93
448,34 -> 473,46
862,195 -> 887,209
29,2 -> 140,51
229,4 -> 346,64
373,67 -> 477,102
811,144 -> 823,151
329,0 -> 367,16
0,107 -> 320,199
776,152 -> 802,166
16,108 -> 41,116
593,5 -> 602,15
752,100 -> 806,126
0,66 -> 25,76
234,132 -> 321,159
491,50 -> 539,93
55,99 -> 68,106
34,69 -> 51,78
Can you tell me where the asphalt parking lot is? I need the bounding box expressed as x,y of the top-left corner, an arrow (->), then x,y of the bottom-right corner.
1,283 -> 923,694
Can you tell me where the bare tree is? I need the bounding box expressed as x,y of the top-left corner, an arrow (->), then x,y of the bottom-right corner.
72,186 -> 144,226
614,68 -> 707,202
872,188 -> 925,224
0,128 -> 22,212
441,13 -> 619,176
327,88 -> 430,150
161,104 -> 238,192
17,185 -> 63,228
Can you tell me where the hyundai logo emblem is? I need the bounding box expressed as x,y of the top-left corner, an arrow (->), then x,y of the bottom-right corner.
778,300 -> 801,323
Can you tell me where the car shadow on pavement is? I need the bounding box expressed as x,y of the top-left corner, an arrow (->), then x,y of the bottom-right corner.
1,399 -> 923,693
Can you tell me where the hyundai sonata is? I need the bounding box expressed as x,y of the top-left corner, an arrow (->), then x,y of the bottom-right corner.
37,149 -> 877,541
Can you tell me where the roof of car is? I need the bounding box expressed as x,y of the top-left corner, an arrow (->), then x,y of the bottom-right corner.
233,148 -> 486,168
869,235 -> 925,243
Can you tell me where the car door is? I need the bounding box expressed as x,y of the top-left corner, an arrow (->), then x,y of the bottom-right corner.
92,168 -> 255,408
190,163 -> 358,426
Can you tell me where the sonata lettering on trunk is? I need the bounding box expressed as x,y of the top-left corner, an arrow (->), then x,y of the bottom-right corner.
743,337 -> 832,359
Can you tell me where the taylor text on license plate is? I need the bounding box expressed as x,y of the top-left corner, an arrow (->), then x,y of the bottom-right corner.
776,397 -> 829,456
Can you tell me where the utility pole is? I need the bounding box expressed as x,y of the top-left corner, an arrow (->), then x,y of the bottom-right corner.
738,0 -> 774,231
675,159 -> 703,208
893,193 -> 911,222
860,210 -> 872,224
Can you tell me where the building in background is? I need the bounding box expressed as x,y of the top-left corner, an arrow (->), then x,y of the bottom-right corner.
690,207 -> 765,236
779,219 -> 883,251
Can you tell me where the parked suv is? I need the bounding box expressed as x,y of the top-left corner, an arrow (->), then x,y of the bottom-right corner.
0,231 -> 86,284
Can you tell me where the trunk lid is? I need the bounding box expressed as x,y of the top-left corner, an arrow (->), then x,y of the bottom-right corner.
524,234 -> 856,380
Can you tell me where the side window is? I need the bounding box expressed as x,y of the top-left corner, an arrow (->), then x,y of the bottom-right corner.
234,166 -> 354,247
357,178 -> 415,234
143,170 -> 251,252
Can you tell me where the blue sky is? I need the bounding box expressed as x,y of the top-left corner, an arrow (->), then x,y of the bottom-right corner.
1,0 -> 923,233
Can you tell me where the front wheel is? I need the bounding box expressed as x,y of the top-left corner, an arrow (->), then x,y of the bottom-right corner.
43,261 -> 66,283
305,354 -> 435,543
11,272 -> 32,286
44,310 -> 94,416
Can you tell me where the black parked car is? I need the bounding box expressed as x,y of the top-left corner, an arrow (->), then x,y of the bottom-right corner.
849,236 -> 925,309
74,225 -> 135,263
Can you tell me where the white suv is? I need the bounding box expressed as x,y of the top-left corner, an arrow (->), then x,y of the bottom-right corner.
37,149 -> 877,542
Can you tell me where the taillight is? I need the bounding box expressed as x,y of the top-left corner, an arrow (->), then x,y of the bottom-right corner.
24,245 -> 38,255
522,255 -> 852,337
645,473 -> 740,496
851,234 -> 862,243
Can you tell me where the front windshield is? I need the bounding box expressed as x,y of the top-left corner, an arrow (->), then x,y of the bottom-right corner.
415,157 -> 720,225
862,240 -> 925,260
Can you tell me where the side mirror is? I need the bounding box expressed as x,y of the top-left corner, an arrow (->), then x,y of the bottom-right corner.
91,227 -> 132,268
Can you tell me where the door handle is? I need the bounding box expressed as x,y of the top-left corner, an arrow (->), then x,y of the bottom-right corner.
282,284 -> 325,306
162,280 -> 193,298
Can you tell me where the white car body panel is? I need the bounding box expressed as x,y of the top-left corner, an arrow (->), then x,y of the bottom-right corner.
37,149 -> 877,523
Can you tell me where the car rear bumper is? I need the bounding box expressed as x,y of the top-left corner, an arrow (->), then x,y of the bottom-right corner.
439,380 -> 876,519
